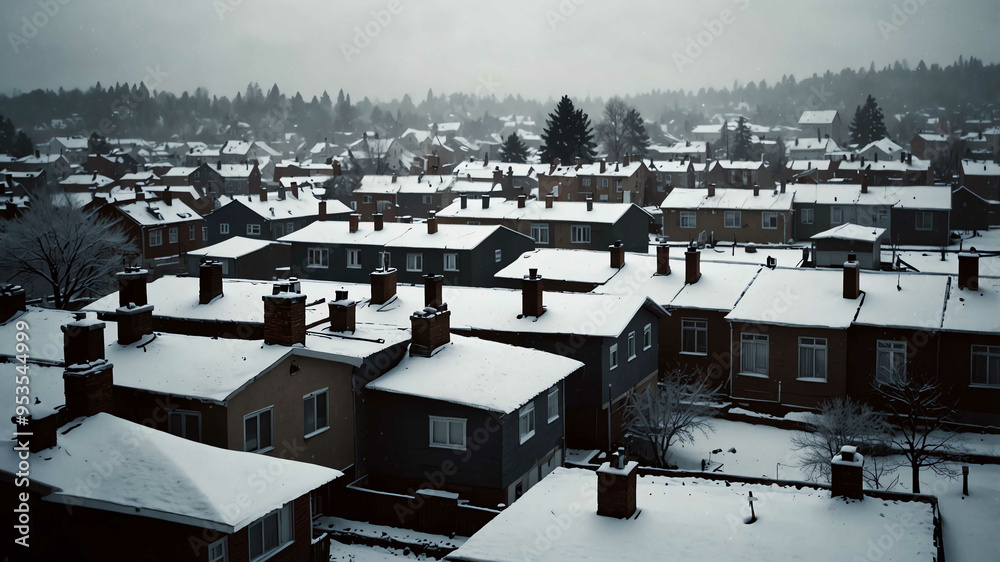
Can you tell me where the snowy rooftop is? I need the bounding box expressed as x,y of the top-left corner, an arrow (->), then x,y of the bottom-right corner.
1,363 -> 64,419
384,224 -> 517,250
59,173 -> 113,187
448,468 -> 936,562
219,186 -> 345,220
853,271 -> 949,330
788,184 -> 949,210
942,274 -> 1000,334
3,413 -> 340,532
160,166 -> 198,177
860,138 -> 904,155
114,198 -> 200,226
838,158 -> 930,172
0,307 -> 117,364
453,161 -> 537,179
212,163 -> 257,178
709,159 -> 767,171
542,161 -> 644,178
279,220 -> 413,245
798,110 -> 839,125
661,188 -> 794,211
186,236 -> 274,259
788,159 -> 835,171
811,223 -> 886,243
366,333 -> 581,413
437,198 -> 644,224
355,174 -> 453,194
495,249 -> 644,285
961,159 -> 1000,176
917,133 -> 950,142
787,138 -> 839,152
726,267 -> 861,329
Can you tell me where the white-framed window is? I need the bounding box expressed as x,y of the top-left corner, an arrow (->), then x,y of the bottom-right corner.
665,174 -> 673,186
681,318 -> 708,355
547,388 -> 559,423
798,337 -> 828,380
570,225 -> 591,244
599,194 -> 609,201
274,223 -> 285,237
422,195 -> 433,204
307,247 -> 329,268
876,340 -> 907,385
627,331 -> 637,360
208,537 -> 228,562
609,343 -> 619,370
495,249 -> 502,263
740,333 -> 769,376
378,251 -> 391,269
429,416 -> 466,450
202,226 -> 208,240
680,211 -> 696,229
601,178 -> 609,188
167,410 -> 201,442
762,212 -> 779,230
643,323 -> 652,350
800,208 -> 814,225
346,248 -> 361,269
350,200 -> 358,211
362,195 -> 373,204
724,211 -> 741,228
615,179 -> 623,192
376,200 -> 392,212
220,223 -> 229,235
244,407 -> 273,453
742,170 -> 750,185
530,223 -> 549,244
303,388 -> 329,437
971,345 -> 1000,387
148,229 -> 162,247
247,223 -> 261,236
286,222 -> 294,234
582,178 -> 591,188
518,402 -> 535,444
915,211 -> 933,231
168,227 -> 178,244
189,224 -> 196,241
876,208 -> 890,225
831,206 -> 843,225
248,503 -> 293,561
444,253 -> 458,271
406,253 -> 423,272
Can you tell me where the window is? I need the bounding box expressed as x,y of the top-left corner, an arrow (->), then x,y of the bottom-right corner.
547,388 -> 559,423
876,340 -> 907,385
570,225 -> 591,244
220,223 -> 229,235
149,229 -> 162,247
303,389 -> 329,437
582,178 -> 591,188
643,323 -> 652,350
167,410 -> 201,442
406,253 -> 423,272
762,212 -> 779,229
680,211 -> 696,229
307,247 -> 329,268
346,249 -> 361,269
378,251 -> 391,269
599,194 -> 609,201
208,537 -> 228,562
876,208 -> 889,225
286,222 -> 294,234
742,170 -> 750,186
915,211 -> 933,231
971,345 -> 1000,387
248,503 -> 293,561
247,223 -> 261,236
740,333 -> 769,376
798,337 -> 828,380
831,206 -> 843,225
609,343 -> 619,370
495,249 -> 502,263
362,195 -> 372,204
627,331 -> 637,360
681,318 -> 708,355
800,208 -> 814,225
429,416 -> 466,450
444,253 -> 458,271
168,227 -> 178,244
274,223 -> 284,237
189,224 -> 196,241
376,200 -> 392,212
202,226 -> 208,240
601,178 -> 609,188
518,402 -> 535,444
467,221 -> 481,225
530,223 -> 549,244
350,200 -> 358,211
422,195 -> 433,204
665,174 -> 673,186
244,407 -> 273,453
615,179 -> 623,192
724,211 -> 741,228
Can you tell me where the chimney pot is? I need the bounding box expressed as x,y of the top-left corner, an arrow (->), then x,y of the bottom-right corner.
656,244 -> 671,275
831,445 -> 864,500
586,197 -> 593,212
843,260 -> 861,299
707,183 -> 716,198
409,304 -> 451,357
753,184 -> 760,197
958,252 -> 980,291
116,268 -> 149,308
349,213 -> 361,233
199,260 -> 224,304
861,173 -> 869,194
522,269 -> 544,317
423,274 -> 444,308
259,188 -> 267,203
545,194 -> 554,209
460,194 -> 468,209
482,195 -> 490,209
427,215 -> 438,234
328,291 -> 357,333
318,200 -> 327,221
685,245 -> 701,284
262,283 -> 306,346
373,212 -> 384,231
610,240 -> 625,269
517,194 -> 526,208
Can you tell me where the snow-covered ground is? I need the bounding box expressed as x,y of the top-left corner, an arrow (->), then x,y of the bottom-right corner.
329,539 -> 437,561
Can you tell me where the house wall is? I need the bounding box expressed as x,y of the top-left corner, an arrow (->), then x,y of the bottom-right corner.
659,308 -> 731,384
890,208 -> 950,246
226,495 -> 314,562
939,331 -> 1000,426
114,386 -> 230,448
661,208 -> 791,245
951,188 -> 991,231
960,172 -> 1000,201
845,326 -> 941,404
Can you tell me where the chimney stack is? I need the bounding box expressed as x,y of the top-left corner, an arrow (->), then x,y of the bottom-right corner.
780,178 -> 787,194
333,160 -> 342,176
259,188 -> 267,203
522,268 -> 544,317
199,260 -> 224,304
493,166 -> 503,184
318,200 -> 327,221
262,281 -> 306,346
116,301 -> 154,346
423,274 -> 444,308
843,259 -> 861,299
861,173 -> 869,194
117,267 -> 148,308
484,152 -> 489,167
482,195 -> 490,209
0,284 -> 26,323
427,215 -> 438,234
597,447 -> 638,519
753,184 -> 760,197
958,252 -> 979,291
600,159 -> 606,174
610,240 -> 625,269
291,181 -> 299,199
391,173 -> 398,183
656,243 -> 670,275
545,194 -> 554,209
586,196 -> 594,212
685,243 -> 701,284
163,186 -> 172,206
62,313 -> 114,419
409,303 -> 451,357
707,183 -> 716,198
831,445 -> 864,500
370,266 -> 398,305
373,212 -> 384,231
460,194 -> 468,209
328,290 -> 356,333
349,213 -> 361,233
517,194 -> 526,208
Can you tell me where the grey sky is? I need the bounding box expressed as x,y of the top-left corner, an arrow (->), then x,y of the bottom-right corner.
2,0 -> 998,102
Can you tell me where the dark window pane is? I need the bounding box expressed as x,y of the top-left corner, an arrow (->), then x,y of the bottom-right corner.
260,411 -> 272,449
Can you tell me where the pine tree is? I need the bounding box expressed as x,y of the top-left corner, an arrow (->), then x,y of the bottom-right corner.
731,117 -> 754,161
540,95 -> 596,164
11,131 -> 34,158
499,133 -> 529,163
624,108 -> 650,157
88,132 -> 110,155
849,95 -> 889,146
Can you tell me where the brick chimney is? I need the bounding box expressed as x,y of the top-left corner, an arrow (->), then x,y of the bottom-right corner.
135,190 -> 145,202
482,195 -> 490,210
958,252 -> 979,291
370,267 -> 398,305
685,244 -> 701,284
333,160 -> 342,175
116,301 -> 154,345
597,448 -> 638,519
277,184 -> 286,200
116,267 -> 148,308
656,244 -> 670,275
610,240 -> 625,269
522,268 -> 544,317
483,152 -> 489,167
843,260 -> 861,299
586,196 -> 594,212
427,215 -> 438,234
410,303 -> 451,357
707,183 -> 716,198
259,188 -> 268,203
349,213 -> 360,233
861,173 -> 868,194
831,445 -> 864,500
600,159 -> 606,174
780,178 -> 787,194
0,284 -> 27,323
493,166 -> 503,184
262,281 -> 306,346
460,194 -> 468,209
328,289 -> 356,333
317,200 -> 327,221
373,212 -> 384,231
163,186 -> 172,206
517,194 -> 526,208
291,181 -> 299,199
199,260 -> 224,304
753,184 -> 760,197
545,194 -> 554,209
62,313 -> 114,419
423,274 -> 444,308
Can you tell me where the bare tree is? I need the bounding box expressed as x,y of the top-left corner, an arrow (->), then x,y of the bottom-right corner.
596,98 -> 630,161
0,187 -> 136,309
873,370 -> 967,493
625,370 -> 723,468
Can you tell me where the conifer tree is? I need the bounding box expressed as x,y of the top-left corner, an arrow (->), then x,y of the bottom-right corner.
499,132 -> 529,163
540,95 -> 596,164
731,117 -> 754,161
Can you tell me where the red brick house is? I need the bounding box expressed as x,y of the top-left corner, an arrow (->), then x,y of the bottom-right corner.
99,193 -> 205,270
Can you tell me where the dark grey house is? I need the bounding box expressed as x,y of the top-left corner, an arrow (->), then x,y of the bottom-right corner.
204,185 -> 352,245
184,236 -> 290,280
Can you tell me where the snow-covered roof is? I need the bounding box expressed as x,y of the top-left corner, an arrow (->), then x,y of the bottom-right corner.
709,159 -> 767,171
787,138 -> 839,152
859,138 -> 903,155
160,166 -> 198,178
666,260 -> 761,312
661,188 -> 794,211
726,267 -> 861,329
3,412 -> 340,532
942,273 -> 1000,334
649,141 -> 708,156
187,236 -> 274,259
367,333 -> 580,413
961,159 -> 1000,177
789,184 -> 949,210
0,307 -> 118,364
788,159 -> 834,171
542,160 -> 644,179
838,158 -> 930,173
113,198 -> 200,226
853,271 -> 948,330
495,249 -> 638,285
917,133 -> 950,142
59,173 -> 114,187
355,174 -> 452,194
811,223 -> 886,243
279,220 -> 412,245
221,140 -> 251,155
219,186 -> 343,220
437,198 -> 644,225
119,171 -> 156,182
449,468 -> 935,562
210,163 -> 257,178
385,224 -> 518,250
798,110 -> 839,125
453,161 -> 537,179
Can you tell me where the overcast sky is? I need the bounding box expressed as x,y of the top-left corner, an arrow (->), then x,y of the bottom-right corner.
2,0 -> 998,102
